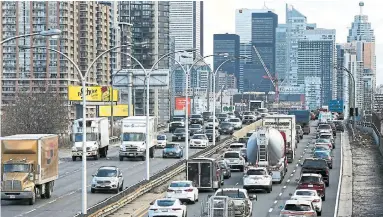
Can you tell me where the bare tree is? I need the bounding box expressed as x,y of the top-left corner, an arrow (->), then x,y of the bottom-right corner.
2,90 -> 70,136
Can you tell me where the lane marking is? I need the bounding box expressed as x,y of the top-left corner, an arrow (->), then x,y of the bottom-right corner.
268,208 -> 273,213
333,132 -> 343,217
283,186 -> 286,189
287,179 -> 290,183
279,192 -> 282,197
274,200 -> 278,204
290,174 -> 293,177
293,170 -> 296,173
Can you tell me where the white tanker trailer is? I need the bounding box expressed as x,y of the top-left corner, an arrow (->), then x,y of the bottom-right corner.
246,127 -> 287,183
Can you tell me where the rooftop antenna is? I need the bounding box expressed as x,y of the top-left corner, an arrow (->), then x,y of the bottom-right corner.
359,1 -> 364,15
263,1 -> 269,9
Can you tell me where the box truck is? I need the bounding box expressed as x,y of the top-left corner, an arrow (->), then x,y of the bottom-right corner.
1,134 -> 59,205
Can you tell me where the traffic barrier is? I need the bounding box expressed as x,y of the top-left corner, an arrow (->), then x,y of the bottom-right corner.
233,120 -> 262,138
74,124 -> 255,217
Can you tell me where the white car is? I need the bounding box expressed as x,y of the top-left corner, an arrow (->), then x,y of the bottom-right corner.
290,189 -> 322,216
223,151 -> 245,171
229,118 -> 242,129
91,166 -> 124,193
229,143 -> 245,151
156,134 -> 167,148
205,118 -> 219,129
227,112 -> 236,119
189,134 -> 209,148
148,198 -> 187,217
279,200 -> 318,217
165,180 -> 199,203
243,167 -> 273,193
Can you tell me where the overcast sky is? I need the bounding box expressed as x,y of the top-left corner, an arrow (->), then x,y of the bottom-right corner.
202,0 -> 383,85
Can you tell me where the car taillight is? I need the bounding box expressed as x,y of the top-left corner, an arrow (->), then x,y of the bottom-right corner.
184,188 -> 193,192
172,208 -> 182,210
326,170 -> 329,175
150,208 -> 158,211
167,189 -> 174,192
312,199 -> 320,202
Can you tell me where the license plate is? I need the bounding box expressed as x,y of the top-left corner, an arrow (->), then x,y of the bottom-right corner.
176,190 -> 182,193
169,153 -> 173,155
9,195 -> 15,199
308,184 -> 313,187
101,185 -> 105,187
161,209 -> 169,212
178,137 -> 181,139
129,153 -> 134,156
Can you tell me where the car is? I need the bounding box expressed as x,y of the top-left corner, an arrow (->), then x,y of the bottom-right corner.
246,131 -> 255,138
202,111 -> 212,121
303,124 -> 311,135
165,180 -> 199,203
189,124 -> 203,136
296,173 -> 326,201
243,167 -> 273,193
189,134 -> 209,148
318,133 -> 335,148
328,122 -> 337,136
148,198 -> 187,217
315,138 -> 333,150
238,137 -> 249,145
91,166 -> 124,193
316,124 -> 332,134
217,160 -> 232,179
205,129 -> 220,142
169,117 -> 185,133
190,114 -> 204,125
279,200 -> 318,217
313,144 -> 332,154
218,122 -> 234,135
223,151 -> 245,171
300,158 -> 329,187
227,112 -> 236,119
313,150 -> 333,169
289,189 -> 322,216
242,115 -> 256,124
296,125 -> 304,139
217,113 -> 229,122
334,120 -> 345,132
229,143 -> 245,151
242,111 -> 254,117
228,118 -> 242,129
240,148 -> 247,161
163,143 -> 183,158
156,134 -> 167,148
205,118 -> 219,129
172,128 -> 188,141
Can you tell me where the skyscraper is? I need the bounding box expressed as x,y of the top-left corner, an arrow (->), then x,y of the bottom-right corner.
251,11 -> 278,93
276,24 -> 287,82
213,33 -> 240,89
169,1 -> 203,64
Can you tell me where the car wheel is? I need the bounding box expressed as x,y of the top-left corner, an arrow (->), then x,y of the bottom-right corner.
91,188 -> 95,193
119,182 -> 123,191
114,185 -> 120,193
325,182 -> 329,187
190,195 -> 196,204
317,210 -> 322,216
322,195 -> 326,201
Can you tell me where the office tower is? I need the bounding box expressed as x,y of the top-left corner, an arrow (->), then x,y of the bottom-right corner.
276,24 -> 287,83
118,1 -> 170,69
298,28 -> 336,106
284,5 -> 307,93
304,77 -> 321,110
170,1 -> 203,64
251,11 -> 278,93
238,43 -> 252,92
0,2 -> 111,119
213,33 -> 240,89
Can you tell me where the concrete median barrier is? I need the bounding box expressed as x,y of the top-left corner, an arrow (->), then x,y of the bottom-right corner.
233,120 -> 262,138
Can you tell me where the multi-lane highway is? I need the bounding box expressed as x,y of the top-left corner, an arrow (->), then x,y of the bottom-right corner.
138,122 -> 342,217
2,132 -> 230,217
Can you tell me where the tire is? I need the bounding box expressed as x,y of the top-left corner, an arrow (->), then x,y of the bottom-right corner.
119,182 -> 123,191
317,210 -> 322,216
72,156 -> 76,161
91,188 -> 95,193
44,182 -> 52,199
270,185 -> 273,192
94,152 -> 99,160
325,181 -> 329,187
119,156 -> 124,161
322,195 -> 326,201
266,187 -> 271,193
329,165 -> 333,169
149,148 -> 155,158
29,188 -> 36,205
142,155 -> 146,161
240,166 -> 244,172
114,185 -> 120,193
190,195 -> 196,204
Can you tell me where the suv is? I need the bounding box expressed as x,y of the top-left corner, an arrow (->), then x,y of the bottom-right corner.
190,114 -> 204,125
202,111 -> 212,121
243,167 -> 273,193
169,117 -> 185,133
223,151 -> 245,171
91,166 -> 124,193
300,158 -> 329,187
296,173 -> 326,201
242,115 -> 256,124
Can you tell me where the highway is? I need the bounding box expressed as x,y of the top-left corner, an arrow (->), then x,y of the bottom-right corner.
1,132 -> 230,217
139,122 -> 343,217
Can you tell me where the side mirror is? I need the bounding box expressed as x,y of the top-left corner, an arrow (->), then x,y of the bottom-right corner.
118,175 -> 123,178
269,172 -> 273,176
167,120 -> 170,123
249,195 -> 257,201
92,174 -> 96,177
150,201 -> 154,205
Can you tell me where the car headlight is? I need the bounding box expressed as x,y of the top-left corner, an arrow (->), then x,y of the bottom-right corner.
24,186 -> 33,191
139,148 -> 145,152
72,146 -> 77,152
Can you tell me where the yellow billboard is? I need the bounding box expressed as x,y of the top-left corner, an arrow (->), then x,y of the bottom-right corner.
98,105 -> 133,117
68,86 -> 118,102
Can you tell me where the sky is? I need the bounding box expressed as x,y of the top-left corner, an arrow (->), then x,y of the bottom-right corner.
202,0 -> 383,85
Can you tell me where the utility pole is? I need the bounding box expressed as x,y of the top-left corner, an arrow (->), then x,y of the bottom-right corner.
220,87 -> 223,112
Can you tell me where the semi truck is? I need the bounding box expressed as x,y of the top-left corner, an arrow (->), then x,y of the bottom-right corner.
246,127 -> 287,183
71,117 -> 110,161
261,115 -> 296,163
288,110 -> 310,134
1,134 -> 59,205
119,116 -> 157,161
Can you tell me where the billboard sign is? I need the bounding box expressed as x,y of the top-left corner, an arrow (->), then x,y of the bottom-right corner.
328,100 -> 344,113
68,86 -> 118,102
98,104 -> 132,117
174,97 -> 191,116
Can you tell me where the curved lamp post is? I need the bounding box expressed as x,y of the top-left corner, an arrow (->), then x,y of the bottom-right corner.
0,29 -> 61,137
335,66 -> 356,129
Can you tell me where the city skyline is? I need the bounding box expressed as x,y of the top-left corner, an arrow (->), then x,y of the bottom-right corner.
203,0 -> 383,85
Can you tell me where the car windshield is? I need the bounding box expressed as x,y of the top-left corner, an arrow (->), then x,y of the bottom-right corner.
230,144 -> 243,149
220,123 -> 232,127
96,169 -> 117,177
303,159 -> 327,168
224,152 -> 239,158
218,114 -> 227,118
315,146 -> 330,151
3,164 -> 31,173
314,151 -> 329,158
75,133 -> 98,142
318,125 -> 331,130
165,144 -> 177,148
284,204 -> 312,211
206,129 -> 214,134
174,128 -> 185,133
156,199 -> 176,207
170,182 -> 190,187
320,135 -> 332,139
247,170 -> 266,175
238,138 -> 249,143
190,124 -> 201,129
217,190 -> 245,199
295,191 -> 316,196
157,135 -> 166,140
173,117 -> 184,122
192,135 -> 206,140
230,119 -> 240,122
244,116 -> 253,119
243,112 -> 252,115
203,112 -> 212,117
208,119 -> 216,122
316,139 -> 330,143
300,176 -> 321,183
296,126 -> 302,129
122,133 -> 145,141
191,115 -> 202,118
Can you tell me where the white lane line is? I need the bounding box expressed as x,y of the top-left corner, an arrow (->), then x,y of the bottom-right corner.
296,164 -> 299,167
274,200 -> 278,204
268,208 -> 273,213
290,174 -> 293,177
283,186 -> 286,189
279,192 -> 282,197
48,199 -> 57,204
287,179 -> 290,183
300,155 -> 303,158
293,170 -> 296,173
24,209 -> 36,214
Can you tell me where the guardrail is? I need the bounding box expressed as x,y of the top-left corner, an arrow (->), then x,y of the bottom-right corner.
74,136 -> 235,217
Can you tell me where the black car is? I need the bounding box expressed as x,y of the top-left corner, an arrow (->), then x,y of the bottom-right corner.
300,158 -> 330,187
334,121 -> 344,132
202,111 -> 212,121
218,122 -> 234,135
205,129 -> 220,142
329,122 -> 337,137
190,114 -> 204,125
189,124 -> 203,135
169,117 -> 185,133
172,128 -> 188,141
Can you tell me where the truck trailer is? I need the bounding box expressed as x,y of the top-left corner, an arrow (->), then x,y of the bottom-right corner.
71,117 -> 110,161
119,116 -> 157,161
1,134 -> 59,205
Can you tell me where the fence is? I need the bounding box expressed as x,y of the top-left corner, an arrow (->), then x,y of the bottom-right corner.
354,112 -> 383,155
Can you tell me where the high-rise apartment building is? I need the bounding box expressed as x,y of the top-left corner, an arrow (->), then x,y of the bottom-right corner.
251,11 -> 278,93
213,33 -> 240,89
238,43 -> 252,92
169,1 -> 203,64
276,24 -> 287,82
304,77 -> 321,110
216,72 -> 237,91
0,1 -> 111,119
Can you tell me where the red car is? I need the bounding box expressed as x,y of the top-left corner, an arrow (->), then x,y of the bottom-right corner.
296,173 -> 326,201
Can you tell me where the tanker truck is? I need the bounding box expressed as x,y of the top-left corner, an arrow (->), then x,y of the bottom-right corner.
246,127 -> 287,184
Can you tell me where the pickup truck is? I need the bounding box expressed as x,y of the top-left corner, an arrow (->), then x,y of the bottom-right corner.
300,158 -> 329,187
212,188 -> 256,217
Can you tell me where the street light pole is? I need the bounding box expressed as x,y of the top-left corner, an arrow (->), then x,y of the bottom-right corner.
337,66 -> 356,129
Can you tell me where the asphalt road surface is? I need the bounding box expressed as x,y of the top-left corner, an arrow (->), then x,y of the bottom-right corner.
351,130 -> 383,217
139,122 -> 343,217
1,132 -> 230,217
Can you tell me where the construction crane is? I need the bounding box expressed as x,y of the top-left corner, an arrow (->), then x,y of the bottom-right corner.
262,75 -> 282,103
